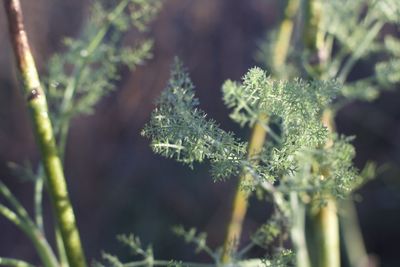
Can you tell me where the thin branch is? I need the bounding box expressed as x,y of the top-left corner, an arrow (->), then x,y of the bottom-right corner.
34,174 -> 44,232
0,204 -> 59,267
0,181 -> 31,222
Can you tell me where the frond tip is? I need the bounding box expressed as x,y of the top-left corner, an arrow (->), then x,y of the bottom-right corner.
142,59 -> 247,179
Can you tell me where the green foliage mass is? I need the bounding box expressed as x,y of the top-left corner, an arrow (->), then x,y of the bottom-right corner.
257,0 -> 400,102
143,60 -> 363,200
319,0 -> 400,100
141,60 -> 248,180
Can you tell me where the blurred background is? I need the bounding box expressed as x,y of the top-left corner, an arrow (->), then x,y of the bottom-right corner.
0,0 -> 400,266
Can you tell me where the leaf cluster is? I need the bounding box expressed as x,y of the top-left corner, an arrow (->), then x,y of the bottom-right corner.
143,61 -> 363,201
43,0 -> 160,135
317,0 -> 400,100
141,60 -> 247,180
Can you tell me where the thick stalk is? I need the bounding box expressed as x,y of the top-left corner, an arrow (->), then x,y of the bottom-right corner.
4,1 -> 87,267
307,109 -> 340,267
220,118 -> 267,263
309,198 -> 340,267
302,0 -> 341,265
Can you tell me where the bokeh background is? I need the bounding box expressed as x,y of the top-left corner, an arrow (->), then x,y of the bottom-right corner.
1,0 -> 400,266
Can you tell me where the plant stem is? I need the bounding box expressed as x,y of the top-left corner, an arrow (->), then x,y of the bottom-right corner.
272,0 -> 300,77
309,198 -> 340,267
301,0 -> 341,265
306,109 -> 340,267
34,169 -> 44,232
3,1 -> 87,266
0,204 -> 59,267
0,257 -> 36,267
340,199 -> 370,267
221,0 -> 301,262
55,224 -> 70,267
220,117 -> 267,263
289,193 -> 311,267
337,21 -> 383,83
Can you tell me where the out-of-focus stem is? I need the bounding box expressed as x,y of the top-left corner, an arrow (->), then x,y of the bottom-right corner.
221,0 -> 301,263
220,117 -> 268,263
309,198 -> 340,267
34,168 -> 44,232
307,109 -> 340,267
272,0 -> 300,76
3,1 -> 87,266
0,257 -> 36,267
0,204 -> 58,267
340,199 -> 370,267
290,193 -> 311,267
302,0 -> 341,265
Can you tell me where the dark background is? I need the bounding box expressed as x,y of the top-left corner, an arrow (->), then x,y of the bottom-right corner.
0,0 -> 400,266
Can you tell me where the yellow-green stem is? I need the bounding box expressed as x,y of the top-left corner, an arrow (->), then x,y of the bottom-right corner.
272,0 -> 300,77
307,109 -> 340,267
0,257 -> 35,267
221,0 -> 302,263
302,0 -> 341,265
220,118 -> 267,263
4,1 -> 87,267
309,198 -> 340,267
340,199 -> 369,267
0,183 -> 59,267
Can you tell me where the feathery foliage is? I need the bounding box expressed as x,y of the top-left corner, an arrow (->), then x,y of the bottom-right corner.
143,60 -> 363,202
44,0 -> 160,136
142,60 -> 247,180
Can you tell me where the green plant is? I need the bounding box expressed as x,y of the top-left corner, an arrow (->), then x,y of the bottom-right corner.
255,1 -> 400,266
141,1 -> 400,267
1,0 -> 160,266
2,1 -> 399,267
140,59 -> 363,265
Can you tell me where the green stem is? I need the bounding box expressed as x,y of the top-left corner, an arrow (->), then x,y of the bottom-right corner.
220,117 -> 268,263
337,21 -> 384,83
124,259 -> 271,267
309,198 -> 340,267
220,0 -> 301,262
301,1 -> 341,266
0,257 -> 36,267
4,1 -> 87,266
340,199 -> 369,267
55,224 -> 70,267
0,204 -> 59,267
272,0 -> 300,77
289,193 -> 311,267
124,260 -> 215,267
0,181 -> 30,222
34,173 -> 44,232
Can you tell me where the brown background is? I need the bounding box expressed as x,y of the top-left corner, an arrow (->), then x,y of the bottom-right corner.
1,0 -> 400,266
